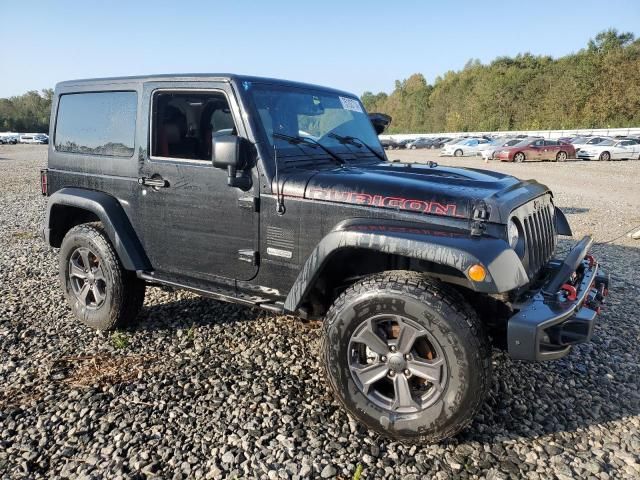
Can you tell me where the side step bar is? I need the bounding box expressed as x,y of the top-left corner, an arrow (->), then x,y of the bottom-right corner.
137,272 -> 285,314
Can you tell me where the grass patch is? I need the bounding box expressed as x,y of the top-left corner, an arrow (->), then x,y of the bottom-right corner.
11,230 -> 38,240
186,324 -> 196,342
111,331 -> 130,349
56,354 -> 156,388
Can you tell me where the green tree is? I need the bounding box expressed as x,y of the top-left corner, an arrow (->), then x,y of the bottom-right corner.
360,30 -> 640,133
0,89 -> 53,132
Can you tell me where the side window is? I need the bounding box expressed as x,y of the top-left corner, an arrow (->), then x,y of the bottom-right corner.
55,91 -> 137,157
151,90 -> 236,161
532,140 -> 543,147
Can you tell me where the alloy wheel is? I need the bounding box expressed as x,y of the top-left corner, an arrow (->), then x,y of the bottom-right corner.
68,247 -> 107,309
348,315 -> 448,413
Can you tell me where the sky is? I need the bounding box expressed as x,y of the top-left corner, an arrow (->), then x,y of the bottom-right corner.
1,0 -> 639,98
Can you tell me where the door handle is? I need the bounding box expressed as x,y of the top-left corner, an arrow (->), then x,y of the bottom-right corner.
138,176 -> 169,188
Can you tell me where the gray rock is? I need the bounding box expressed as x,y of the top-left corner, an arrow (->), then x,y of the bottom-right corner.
320,464 -> 337,478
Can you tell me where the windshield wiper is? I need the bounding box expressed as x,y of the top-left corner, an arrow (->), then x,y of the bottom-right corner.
327,133 -> 386,162
272,132 -> 345,165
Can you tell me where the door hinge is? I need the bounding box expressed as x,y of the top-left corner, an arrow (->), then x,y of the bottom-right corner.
238,249 -> 259,265
238,196 -> 259,212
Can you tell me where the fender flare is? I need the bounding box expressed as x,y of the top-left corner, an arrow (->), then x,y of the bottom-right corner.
283,218 -> 528,313
43,187 -> 151,271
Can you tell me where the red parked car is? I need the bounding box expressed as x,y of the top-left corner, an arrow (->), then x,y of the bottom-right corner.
495,138 -> 576,162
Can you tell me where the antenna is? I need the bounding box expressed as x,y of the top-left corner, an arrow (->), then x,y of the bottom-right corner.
274,144 -> 286,215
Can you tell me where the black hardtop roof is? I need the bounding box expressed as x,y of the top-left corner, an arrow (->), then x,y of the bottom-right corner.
55,73 -> 355,97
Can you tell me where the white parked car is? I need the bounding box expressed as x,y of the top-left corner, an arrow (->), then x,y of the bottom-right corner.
440,137 -> 490,157
479,137 -> 520,161
577,138 -> 640,161
570,136 -> 611,154
19,134 -> 49,144
0,133 -> 19,144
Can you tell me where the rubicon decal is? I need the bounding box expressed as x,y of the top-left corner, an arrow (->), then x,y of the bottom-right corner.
307,188 -> 467,218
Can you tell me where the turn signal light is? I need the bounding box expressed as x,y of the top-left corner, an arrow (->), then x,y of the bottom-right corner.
468,264 -> 486,282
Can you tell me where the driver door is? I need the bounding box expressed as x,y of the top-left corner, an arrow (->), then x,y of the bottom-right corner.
529,139 -> 544,160
133,83 -> 259,283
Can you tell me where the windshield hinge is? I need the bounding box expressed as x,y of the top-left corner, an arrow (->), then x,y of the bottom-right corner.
470,201 -> 490,237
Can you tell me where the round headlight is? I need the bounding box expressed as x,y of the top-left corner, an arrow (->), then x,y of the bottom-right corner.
508,218 -> 520,249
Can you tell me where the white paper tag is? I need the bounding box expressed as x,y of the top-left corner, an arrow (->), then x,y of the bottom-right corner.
339,96 -> 363,113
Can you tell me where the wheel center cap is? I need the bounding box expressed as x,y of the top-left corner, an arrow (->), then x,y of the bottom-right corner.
387,353 -> 406,372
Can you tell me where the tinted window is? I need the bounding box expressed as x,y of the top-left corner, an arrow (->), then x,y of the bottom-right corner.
151,91 -> 236,161
55,92 -> 137,157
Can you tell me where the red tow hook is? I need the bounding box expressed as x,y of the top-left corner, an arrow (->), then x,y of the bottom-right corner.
585,254 -> 596,267
560,284 -> 578,301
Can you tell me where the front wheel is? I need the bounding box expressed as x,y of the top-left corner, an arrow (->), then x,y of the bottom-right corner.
556,151 -> 567,162
322,271 -> 491,443
454,149 -> 463,157
599,151 -> 611,161
59,223 -> 146,331
513,152 -> 525,162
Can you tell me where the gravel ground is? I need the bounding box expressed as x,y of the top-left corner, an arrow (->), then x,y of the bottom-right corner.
1,144 -> 639,479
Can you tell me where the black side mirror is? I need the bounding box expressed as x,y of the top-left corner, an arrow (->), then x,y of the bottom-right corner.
212,135 -> 253,190
369,113 -> 392,135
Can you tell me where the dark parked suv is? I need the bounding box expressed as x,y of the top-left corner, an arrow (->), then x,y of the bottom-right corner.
41,74 -> 609,443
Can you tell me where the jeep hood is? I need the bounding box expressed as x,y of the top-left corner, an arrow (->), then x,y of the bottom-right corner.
280,161 -> 551,223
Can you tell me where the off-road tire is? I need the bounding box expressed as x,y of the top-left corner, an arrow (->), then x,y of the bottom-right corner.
59,223 -> 145,330
321,271 -> 491,443
454,149 -> 463,157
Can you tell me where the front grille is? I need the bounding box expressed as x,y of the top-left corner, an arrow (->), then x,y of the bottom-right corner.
513,195 -> 557,278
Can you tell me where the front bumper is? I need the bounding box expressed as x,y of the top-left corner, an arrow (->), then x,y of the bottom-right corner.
507,236 -> 609,361
577,152 -> 597,159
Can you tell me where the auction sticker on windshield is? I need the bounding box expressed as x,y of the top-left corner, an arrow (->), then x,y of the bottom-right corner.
339,96 -> 363,113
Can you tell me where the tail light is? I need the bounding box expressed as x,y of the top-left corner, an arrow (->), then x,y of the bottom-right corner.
40,168 -> 48,196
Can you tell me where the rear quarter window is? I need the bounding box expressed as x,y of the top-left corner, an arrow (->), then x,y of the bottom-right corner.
55,91 -> 137,157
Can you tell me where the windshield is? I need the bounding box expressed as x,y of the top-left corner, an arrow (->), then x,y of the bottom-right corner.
596,139 -> 615,146
248,83 -> 383,160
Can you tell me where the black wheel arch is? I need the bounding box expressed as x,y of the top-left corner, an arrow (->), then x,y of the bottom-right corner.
283,218 -> 528,315
44,187 -> 151,272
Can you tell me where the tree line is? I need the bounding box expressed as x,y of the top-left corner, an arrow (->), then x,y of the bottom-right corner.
0,89 -> 53,132
361,30 -> 640,133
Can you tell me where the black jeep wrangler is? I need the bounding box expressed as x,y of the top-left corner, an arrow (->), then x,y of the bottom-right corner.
41,74 -> 609,443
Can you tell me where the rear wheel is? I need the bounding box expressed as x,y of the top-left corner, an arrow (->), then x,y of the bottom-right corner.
513,152 -> 525,163
59,223 -> 145,331
556,151 -> 567,162
322,271 -> 490,443
599,151 -> 611,161
454,149 -> 463,157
